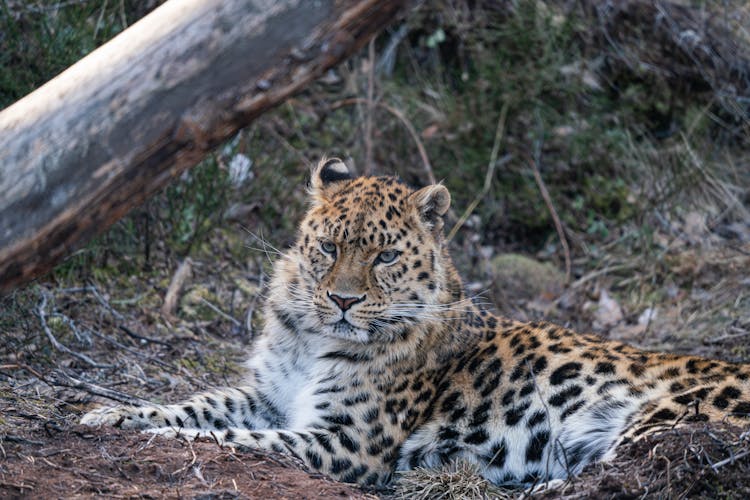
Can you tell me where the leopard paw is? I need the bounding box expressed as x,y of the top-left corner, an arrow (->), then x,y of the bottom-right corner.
79,406 -> 153,429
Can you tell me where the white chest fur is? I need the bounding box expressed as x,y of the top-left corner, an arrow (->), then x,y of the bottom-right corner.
247,330 -> 364,429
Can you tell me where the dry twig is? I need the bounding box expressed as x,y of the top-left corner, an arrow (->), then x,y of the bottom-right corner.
260,121 -> 311,167
570,262 -> 635,289
51,369 -> 148,405
711,449 -> 750,471
446,102 -> 510,242
199,298 -> 242,327
331,98 -> 436,185
364,37 -> 376,174
162,258 -> 192,319
17,362 -> 145,405
36,291 -> 109,369
119,325 -> 172,347
86,328 -> 171,371
526,143 -> 572,285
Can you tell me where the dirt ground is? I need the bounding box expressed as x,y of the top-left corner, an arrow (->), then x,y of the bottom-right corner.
0,402 -> 372,499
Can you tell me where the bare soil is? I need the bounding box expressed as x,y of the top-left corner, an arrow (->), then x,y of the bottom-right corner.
0,399 -> 373,499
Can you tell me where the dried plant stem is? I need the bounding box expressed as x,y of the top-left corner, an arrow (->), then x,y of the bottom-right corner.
528,152 -> 572,285
446,102 -> 510,242
331,98 -> 435,185
93,0 -> 109,41
261,121 -> 311,167
200,298 -> 242,327
712,449 -> 750,470
51,369 -> 147,405
119,325 -> 172,347
364,38 -> 376,174
162,258 -> 192,318
17,360 -> 143,405
570,262 -> 635,289
36,291 -> 109,368
118,0 -> 127,27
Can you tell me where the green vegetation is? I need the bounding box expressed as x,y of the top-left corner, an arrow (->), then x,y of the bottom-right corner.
4,0 -> 746,273
2,0 -> 748,348
0,0 -> 157,106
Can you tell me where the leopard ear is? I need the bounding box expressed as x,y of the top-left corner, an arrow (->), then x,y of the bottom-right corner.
309,157 -> 353,203
410,184 -> 451,236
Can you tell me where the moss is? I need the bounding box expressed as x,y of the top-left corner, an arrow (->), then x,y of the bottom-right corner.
0,1 -> 160,109
179,346 -> 242,378
490,253 -> 564,302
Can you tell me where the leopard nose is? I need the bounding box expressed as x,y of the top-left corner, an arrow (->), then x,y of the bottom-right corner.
327,292 -> 365,312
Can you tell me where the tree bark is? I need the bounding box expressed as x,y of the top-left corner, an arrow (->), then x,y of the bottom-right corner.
0,0 -> 407,293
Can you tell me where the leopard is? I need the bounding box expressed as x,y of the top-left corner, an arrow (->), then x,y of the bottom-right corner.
81,157 -> 750,487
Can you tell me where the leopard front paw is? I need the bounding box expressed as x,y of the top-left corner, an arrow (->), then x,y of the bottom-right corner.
80,405 -> 153,429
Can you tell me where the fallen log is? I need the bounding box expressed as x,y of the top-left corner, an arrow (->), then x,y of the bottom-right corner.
0,0 -> 407,293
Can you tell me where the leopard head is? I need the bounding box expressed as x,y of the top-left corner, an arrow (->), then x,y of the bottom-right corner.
276,158 -> 459,344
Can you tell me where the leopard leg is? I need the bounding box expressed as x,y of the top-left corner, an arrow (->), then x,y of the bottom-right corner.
80,386 -> 283,430
148,426 -> 390,486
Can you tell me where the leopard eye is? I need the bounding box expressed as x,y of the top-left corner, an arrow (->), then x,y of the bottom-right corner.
376,250 -> 400,265
320,241 -> 337,256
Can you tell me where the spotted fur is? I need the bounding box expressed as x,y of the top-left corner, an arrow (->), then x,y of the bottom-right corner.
81,158 -> 750,486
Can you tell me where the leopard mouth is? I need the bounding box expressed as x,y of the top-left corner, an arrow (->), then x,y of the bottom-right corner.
332,317 -> 364,333
327,313 -> 362,329
325,317 -> 371,342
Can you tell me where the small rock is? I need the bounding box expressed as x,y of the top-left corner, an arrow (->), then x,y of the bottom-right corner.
683,211 -> 708,243
479,246 -> 494,260
490,253 -> 564,305
229,154 -> 253,187
637,307 -> 657,327
593,289 -> 623,329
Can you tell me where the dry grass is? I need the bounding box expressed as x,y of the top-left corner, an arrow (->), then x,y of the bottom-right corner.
390,461 -> 517,500
540,423 -> 750,499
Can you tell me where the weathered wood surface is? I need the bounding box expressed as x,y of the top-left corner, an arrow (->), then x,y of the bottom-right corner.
0,0 -> 406,293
